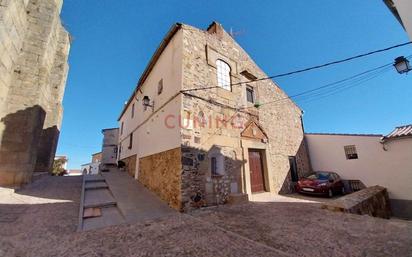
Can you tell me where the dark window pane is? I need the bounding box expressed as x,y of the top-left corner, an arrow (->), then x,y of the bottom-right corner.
246,86 -> 254,103
211,157 -> 218,176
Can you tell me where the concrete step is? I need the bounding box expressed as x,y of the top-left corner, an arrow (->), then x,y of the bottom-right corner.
82,206 -> 125,231
84,174 -> 105,182
84,188 -> 116,207
84,201 -> 117,209
85,181 -> 109,190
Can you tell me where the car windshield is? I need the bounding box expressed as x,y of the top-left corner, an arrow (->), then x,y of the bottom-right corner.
306,172 -> 330,180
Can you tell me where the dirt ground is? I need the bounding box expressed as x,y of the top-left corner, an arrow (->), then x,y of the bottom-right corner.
0,176 -> 411,257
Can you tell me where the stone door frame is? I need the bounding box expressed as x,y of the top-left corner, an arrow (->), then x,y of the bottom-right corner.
241,139 -> 273,198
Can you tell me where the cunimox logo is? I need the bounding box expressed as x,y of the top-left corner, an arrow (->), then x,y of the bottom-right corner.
164,112 -> 247,130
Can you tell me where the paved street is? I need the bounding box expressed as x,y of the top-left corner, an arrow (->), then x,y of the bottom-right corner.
1,175 -> 411,257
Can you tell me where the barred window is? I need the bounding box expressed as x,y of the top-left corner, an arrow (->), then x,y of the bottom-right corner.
216,59 -> 231,91
344,145 -> 358,160
246,85 -> 254,103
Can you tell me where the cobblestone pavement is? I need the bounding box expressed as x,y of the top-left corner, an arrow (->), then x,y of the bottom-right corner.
191,201 -> 412,257
1,176 -> 411,257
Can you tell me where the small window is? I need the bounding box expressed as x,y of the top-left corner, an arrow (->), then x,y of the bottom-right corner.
128,133 -> 133,149
131,103 -> 135,118
216,59 -> 231,91
246,85 -> 254,103
121,122 -> 124,135
158,79 -> 163,95
344,145 -> 358,159
211,157 -> 218,176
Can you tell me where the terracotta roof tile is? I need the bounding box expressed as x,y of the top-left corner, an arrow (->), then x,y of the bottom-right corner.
383,124 -> 412,140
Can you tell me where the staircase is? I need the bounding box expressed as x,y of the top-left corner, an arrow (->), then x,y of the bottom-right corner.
78,174 -> 125,231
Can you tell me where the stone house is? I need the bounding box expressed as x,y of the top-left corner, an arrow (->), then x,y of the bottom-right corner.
0,0 -> 70,186
118,22 -> 311,211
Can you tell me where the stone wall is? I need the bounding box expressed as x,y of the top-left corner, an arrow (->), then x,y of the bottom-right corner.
121,154 -> 136,177
322,185 -> 392,219
0,0 -> 70,186
181,144 -> 243,211
178,22 -> 310,208
138,147 -> 182,210
279,138 -> 313,193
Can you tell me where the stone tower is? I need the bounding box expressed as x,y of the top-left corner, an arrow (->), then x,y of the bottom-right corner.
0,0 -> 70,186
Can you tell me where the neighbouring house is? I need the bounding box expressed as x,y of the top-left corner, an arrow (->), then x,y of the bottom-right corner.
81,152 -> 102,175
92,152 -> 102,163
81,162 -> 99,175
384,0 -> 412,40
117,22 -> 311,211
100,128 -> 119,171
305,124 -> 412,219
0,0 -> 70,186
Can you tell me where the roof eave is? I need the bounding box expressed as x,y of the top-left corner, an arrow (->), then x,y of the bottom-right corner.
117,23 -> 182,121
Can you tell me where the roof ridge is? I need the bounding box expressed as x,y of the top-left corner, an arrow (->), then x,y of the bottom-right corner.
396,124 -> 412,128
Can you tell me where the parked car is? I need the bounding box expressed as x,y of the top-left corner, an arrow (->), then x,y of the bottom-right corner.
296,171 -> 345,197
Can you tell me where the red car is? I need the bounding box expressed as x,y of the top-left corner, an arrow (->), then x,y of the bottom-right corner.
296,171 -> 345,197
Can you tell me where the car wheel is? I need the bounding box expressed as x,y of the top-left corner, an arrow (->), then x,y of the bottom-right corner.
328,189 -> 333,198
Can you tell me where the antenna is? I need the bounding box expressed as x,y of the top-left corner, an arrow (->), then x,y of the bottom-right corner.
229,27 -> 246,38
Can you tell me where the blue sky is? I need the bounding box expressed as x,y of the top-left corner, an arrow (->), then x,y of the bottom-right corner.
59,0 -> 412,169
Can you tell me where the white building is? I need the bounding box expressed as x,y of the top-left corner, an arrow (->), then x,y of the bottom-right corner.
305,125 -> 412,219
81,152 -> 102,175
81,162 -> 99,175
101,128 -> 119,170
384,0 -> 412,40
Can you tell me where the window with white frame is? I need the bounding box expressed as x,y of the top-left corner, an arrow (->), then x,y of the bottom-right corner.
216,59 -> 231,91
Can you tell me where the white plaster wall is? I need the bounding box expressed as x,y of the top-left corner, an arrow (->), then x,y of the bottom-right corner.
101,129 -> 118,165
118,29 -> 183,176
393,0 -> 412,40
80,162 -> 99,175
102,129 -> 119,146
306,134 -> 412,200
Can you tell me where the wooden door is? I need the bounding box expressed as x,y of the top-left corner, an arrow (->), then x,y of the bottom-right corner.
248,150 -> 266,193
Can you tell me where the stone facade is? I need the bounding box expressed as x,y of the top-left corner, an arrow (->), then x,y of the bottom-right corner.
119,22 -> 311,211
138,147 -> 182,210
122,154 -> 136,178
0,0 -> 70,186
178,22 -> 311,211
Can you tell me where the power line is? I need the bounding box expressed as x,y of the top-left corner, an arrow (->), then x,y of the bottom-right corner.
257,63 -> 392,107
262,63 -> 392,106
250,54 -> 411,107
296,67 -> 393,105
181,41 -> 412,93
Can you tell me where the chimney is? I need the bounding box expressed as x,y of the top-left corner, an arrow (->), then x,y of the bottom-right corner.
207,21 -> 224,39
